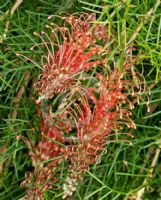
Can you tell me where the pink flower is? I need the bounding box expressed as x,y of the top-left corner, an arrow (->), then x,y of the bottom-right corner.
20,119 -> 65,199
20,13 -> 149,199
34,14 -> 109,102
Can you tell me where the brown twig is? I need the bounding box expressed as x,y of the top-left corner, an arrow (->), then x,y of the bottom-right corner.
134,139 -> 161,200
5,0 -> 23,33
11,71 -> 30,121
0,71 -> 30,173
126,0 -> 161,49
0,0 -> 23,43
0,146 -> 6,172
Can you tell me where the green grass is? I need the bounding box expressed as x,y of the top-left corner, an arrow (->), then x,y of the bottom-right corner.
0,0 -> 161,200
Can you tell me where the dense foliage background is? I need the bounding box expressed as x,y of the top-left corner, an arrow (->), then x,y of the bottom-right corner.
0,0 -> 161,199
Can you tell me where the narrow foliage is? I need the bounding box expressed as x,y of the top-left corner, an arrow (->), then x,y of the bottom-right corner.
20,13 -> 149,200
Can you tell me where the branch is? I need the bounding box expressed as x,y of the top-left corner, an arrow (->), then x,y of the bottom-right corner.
126,0 -> 161,48
134,139 -> 161,200
0,0 -> 23,43
0,71 -> 30,173
12,71 -> 30,121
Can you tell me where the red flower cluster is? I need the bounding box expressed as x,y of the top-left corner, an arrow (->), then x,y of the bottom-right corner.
57,68 -> 137,198
20,121 -> 65,199
35,13 -> 109,102
20,13 -> 148,199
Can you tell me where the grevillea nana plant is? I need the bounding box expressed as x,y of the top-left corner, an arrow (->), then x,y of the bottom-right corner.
19,13 -> 149,200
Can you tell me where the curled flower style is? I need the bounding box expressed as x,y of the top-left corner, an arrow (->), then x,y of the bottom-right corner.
34,13 -> 109,102
20,120 -> 65,200
20,12 -> 150,200
62,64 -> 141,198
